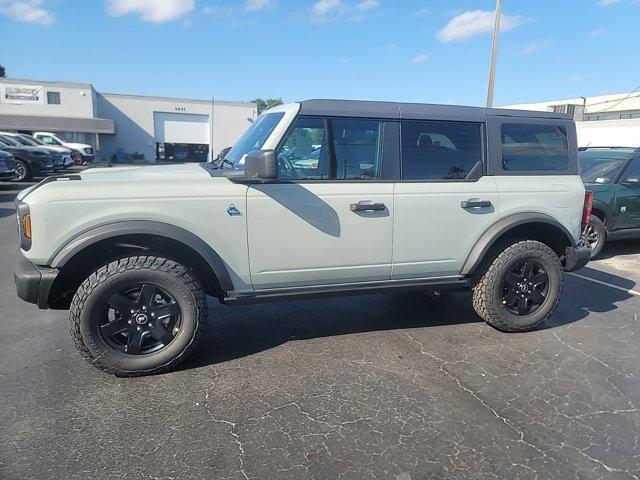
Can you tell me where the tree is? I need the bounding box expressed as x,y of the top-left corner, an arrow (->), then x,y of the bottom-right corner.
0,65 -> 6,78
251,98 -> 283,115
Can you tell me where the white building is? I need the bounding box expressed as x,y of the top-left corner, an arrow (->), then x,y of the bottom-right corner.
503,92 -> 640,148
0,78 -> 257,162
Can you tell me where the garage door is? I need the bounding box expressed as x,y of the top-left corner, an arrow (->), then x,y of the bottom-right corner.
154,112 -> 210,144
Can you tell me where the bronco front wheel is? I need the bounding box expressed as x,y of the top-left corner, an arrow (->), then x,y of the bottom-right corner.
69,256 -> 207,376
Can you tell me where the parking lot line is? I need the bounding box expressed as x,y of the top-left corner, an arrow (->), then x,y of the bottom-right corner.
568,272 -> 640,297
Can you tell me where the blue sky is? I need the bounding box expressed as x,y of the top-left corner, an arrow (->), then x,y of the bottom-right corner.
1,0 -> 639,106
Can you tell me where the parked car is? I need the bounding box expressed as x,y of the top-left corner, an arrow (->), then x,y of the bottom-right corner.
0,132 -> 74,168
33,131 -> 95,164
0,135 -> 54,181
578,147 -> 640,257
14,100 -> 591,376
0,150 -> 17,181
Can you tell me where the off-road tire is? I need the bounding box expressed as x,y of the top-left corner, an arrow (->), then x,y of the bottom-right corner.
69,256 -> 207,376
472,240 -> 563,332
583,215 -> 606,258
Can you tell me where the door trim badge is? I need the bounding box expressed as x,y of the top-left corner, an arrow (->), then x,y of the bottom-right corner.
227,204 -> 242,216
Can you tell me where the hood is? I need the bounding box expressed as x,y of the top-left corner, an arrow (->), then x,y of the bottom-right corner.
79,162 -> 216,182
1,145 -> 51,155
0,149 -> 13,159
65,142 -> 91,150
37,145 -> 72,154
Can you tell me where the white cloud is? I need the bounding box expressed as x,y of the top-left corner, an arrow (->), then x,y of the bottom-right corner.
310,0 -> 379,22
354,0 -> 378,10
590,28 -> 606,37
412,53 -> 428,65
245,0 -> 275,12
0,0 -> 53,26
414,7 -> 430,17
338,58 -> 349,64
597,0 -> 621,5
519,39 -> 551,56
436,10 -> 524,43
107,0 -> 195,23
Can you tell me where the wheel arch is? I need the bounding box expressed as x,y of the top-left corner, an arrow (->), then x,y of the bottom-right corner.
461,213 -> 576,276
47,221 -> 233,308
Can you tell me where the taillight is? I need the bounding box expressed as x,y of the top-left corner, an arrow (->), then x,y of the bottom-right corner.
582,190 -> 594,228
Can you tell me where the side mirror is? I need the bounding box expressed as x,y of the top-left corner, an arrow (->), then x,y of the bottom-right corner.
245,150 -> 277,180
623,177 -> 640,185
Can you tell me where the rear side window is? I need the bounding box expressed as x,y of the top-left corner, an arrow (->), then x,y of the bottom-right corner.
332,118 -> 382,180
401,120 -> 482,180
501,123 -> 569,172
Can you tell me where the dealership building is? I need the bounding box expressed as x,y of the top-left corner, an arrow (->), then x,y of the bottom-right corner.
0,78 -> 257,162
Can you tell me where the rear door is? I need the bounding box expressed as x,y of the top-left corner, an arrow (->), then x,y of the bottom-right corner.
392,119 -> 499,278
247,116 -> 395,289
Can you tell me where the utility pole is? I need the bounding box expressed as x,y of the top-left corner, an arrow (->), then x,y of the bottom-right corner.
486,0 -> 502,108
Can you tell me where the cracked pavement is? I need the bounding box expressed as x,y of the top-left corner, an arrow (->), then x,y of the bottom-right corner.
1,183 -> 640,480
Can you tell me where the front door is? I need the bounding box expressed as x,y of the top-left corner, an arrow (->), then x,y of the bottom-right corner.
616,156 -> 640,230
247,116 -> 394,289
392,119 -> 499,278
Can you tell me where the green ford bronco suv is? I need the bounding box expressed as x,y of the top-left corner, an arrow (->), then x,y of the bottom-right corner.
14,100 -> 592,376
579,147 -> 640,257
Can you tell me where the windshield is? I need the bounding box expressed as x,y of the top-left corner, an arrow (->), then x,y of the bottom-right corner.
222,112 -> 285,169
578,149 -> 635,183
16,135 -> 41,146
0,135 -> 20,146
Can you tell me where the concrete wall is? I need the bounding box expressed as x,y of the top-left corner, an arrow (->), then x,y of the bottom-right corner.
577,119 -> 640,148
0,78 -> 96,118
96,93 -> 256,162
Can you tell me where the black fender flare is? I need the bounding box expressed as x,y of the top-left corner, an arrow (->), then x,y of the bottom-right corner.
460,213 -> 577,276
49,220 -> 233,293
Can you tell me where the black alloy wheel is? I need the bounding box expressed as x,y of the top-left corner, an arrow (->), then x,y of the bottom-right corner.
501,259 -> 549,316
100,283 -> 181,355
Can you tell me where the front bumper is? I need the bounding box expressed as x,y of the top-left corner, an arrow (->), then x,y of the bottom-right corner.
14,256 -> 59,309
564,245 -> 591,272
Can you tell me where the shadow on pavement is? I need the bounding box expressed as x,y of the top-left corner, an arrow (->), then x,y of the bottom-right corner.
598,239 -> 640,259
0,208 -> 15,218
181,266 -> 635,371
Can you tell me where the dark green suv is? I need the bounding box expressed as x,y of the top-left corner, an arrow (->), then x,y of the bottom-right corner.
579,147 -> 640,257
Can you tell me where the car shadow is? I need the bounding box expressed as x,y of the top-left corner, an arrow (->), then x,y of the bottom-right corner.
179,268 -> 635,372
0,208 -> 15,218
597,239 -> 640,259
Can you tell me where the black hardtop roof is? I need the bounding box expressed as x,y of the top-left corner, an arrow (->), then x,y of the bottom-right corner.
299,99 -> 572,122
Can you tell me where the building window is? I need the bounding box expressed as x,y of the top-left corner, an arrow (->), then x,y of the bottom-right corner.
620,113 -> 640,120
47,91 -> 61,105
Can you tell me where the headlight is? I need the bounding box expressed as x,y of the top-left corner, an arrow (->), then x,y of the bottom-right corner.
84,147 -> 93,155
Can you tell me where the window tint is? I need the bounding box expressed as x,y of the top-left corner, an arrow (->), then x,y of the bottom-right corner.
401,121 -> 482,180
277,117 -> 328,180
332,118 -> 382,180
47,91 -> 61,105
621,157 -> 640,183
501,123 -> 569,172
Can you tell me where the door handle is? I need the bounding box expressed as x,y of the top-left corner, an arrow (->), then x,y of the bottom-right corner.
461,200 -> 492,209
351,202 -> 386,212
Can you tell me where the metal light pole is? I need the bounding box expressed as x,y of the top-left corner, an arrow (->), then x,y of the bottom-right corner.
486,0 -> 502,108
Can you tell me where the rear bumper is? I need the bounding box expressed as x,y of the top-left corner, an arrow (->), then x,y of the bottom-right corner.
564,245 -> 591,272
14,256 -> 59,309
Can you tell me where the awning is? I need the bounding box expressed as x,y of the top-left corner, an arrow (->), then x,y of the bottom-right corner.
0,114 -> 115,134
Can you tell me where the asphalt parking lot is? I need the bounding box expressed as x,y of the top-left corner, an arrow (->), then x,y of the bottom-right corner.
1,180 -> 639,480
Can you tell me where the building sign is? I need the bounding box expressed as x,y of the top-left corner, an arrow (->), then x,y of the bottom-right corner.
1,84 -> 44,104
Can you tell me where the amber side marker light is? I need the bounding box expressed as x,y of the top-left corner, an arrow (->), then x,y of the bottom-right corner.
22,214 -> 32,238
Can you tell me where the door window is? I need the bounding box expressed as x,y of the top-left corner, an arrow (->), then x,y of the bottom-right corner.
621,157 -> 640,184
501,123 -> 569,172
40,135 -> 60,145
401,121 -> 482,180
276,117 -> 384,180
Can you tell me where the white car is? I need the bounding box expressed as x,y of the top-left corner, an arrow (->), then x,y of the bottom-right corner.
0,132 -> 73,168
33,131 -> 95,164
15,100 -> 592,376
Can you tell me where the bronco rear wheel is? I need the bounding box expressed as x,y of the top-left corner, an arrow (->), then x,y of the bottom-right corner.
69,256 -> 207,376
472,240 -> 563,332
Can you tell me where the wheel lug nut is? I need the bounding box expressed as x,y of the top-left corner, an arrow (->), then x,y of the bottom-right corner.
151,313 -> 155,317
137,326 -> 141,331
148,323 -> 153,328
130,309 -> 135,314
128,320 -> 132,325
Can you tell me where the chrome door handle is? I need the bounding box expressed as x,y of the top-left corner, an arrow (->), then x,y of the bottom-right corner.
461,200 -> 492,209
351,202 -> 386,212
